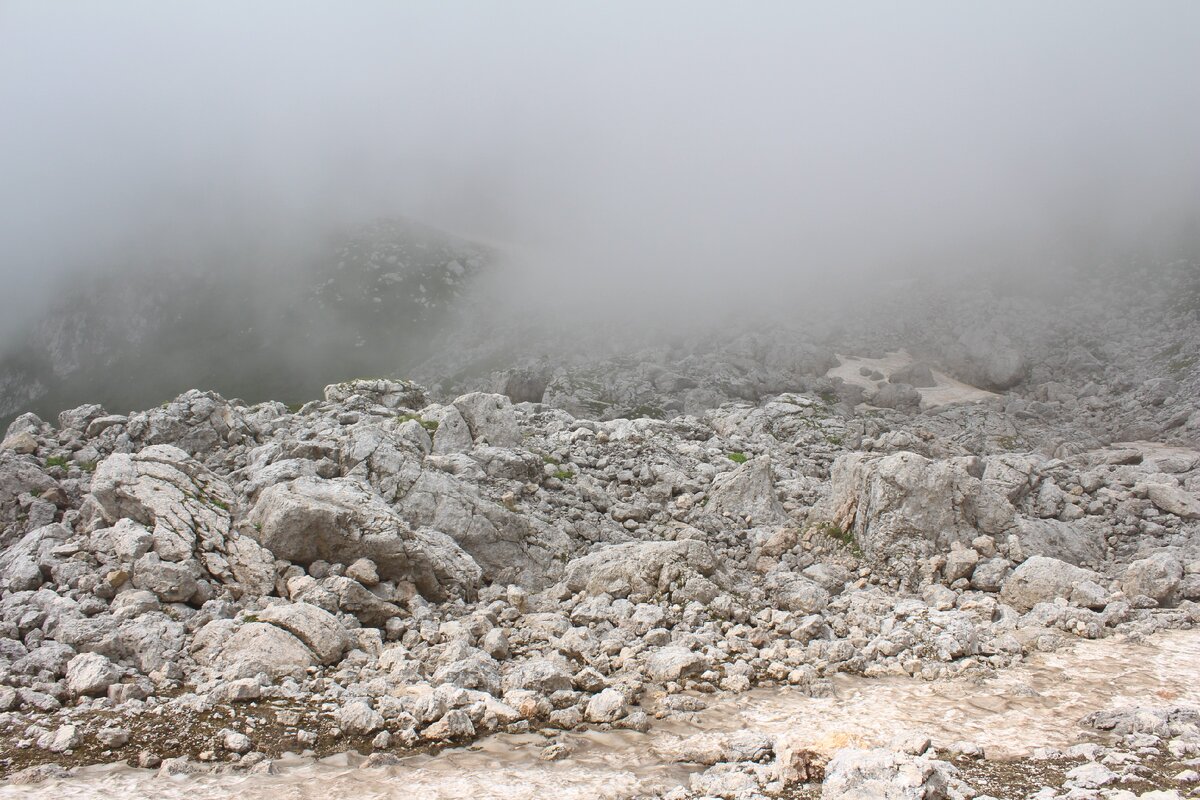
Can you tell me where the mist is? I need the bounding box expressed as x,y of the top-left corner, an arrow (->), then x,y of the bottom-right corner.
2,0 -> 1199,337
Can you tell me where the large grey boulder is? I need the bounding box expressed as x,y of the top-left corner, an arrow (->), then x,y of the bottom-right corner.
870,382 -> 920,411
1011,518 -> 1104,567
1000,556 -> 1107,612
0,451 -> 59,549
646,646 -> 711,682
397,470 -> 569,589
584,688 -> 628,723
131,553 -> 200,603
821,747 -> 961,800
256,602 -> 348,665
1145,484 -> 1200,520
89,445 -> 231,560
562,540 -> 717,602
0,523 -> 70,592
502,658 -> 573,694
335,700 -> 385,735
889,362 -> 936,388
433,651 -> 502,696
124,391 -> 251,457
431,406 -> 474,454
338,422 -> 425,503
0,431 -> 37,454
65,652 -> 121,697
706,457 -> 788,526
982,453 -> 1046,505
451,392 -> 522,447
247,476 -> 481,600
655,730 -> 774,765
816,452 -> 1014,580
944,328 -> 1026,391
766,573 -> 830,613
1122,553 -> 1184,606
194,620 -> 317,679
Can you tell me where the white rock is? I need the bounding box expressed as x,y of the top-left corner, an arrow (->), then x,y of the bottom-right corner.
336,701 -> 384,736
584,688 -> 627,723
1000,556 -> 1107,612
220,729 -> 253,754
66,652 -> 122,697
256,602 -> 349,665
646,646 -> 711,682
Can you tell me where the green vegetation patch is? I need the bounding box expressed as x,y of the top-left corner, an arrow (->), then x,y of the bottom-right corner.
727,451 -> 748,464
397,413 -> 439,432
628,404 -> 665,420
816,520 -> 862,556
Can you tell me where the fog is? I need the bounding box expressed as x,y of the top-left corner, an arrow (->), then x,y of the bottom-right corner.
2,0 -> 1199,336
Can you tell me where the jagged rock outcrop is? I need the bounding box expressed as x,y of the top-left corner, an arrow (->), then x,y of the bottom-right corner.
86,445 -> 277,598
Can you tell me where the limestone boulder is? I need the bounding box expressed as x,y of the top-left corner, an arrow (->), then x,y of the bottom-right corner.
247,476 -> 481,600
562,540 -> 717,602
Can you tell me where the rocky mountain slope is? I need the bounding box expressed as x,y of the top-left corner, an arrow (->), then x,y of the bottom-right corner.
0,219 -> 488,424
0,262 -> 1198,798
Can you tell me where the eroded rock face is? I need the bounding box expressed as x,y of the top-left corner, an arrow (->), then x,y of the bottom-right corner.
247,476 -> 481,600
323,379 -> 427,410
87,445 -> 276,598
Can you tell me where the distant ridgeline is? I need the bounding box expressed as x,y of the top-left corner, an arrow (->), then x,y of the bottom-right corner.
0,219 -> 489,428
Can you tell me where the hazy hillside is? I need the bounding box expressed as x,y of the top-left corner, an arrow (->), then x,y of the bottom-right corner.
0,219 -> 489,424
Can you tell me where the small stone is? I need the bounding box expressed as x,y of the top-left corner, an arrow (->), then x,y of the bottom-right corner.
585,688 -> 627,723
209,678 -> 262,703
220,729 -> 252,754
346,558 -> 380,586
423,709 -> 475,741
336,701 -> 384,736
540,742 -> 574,761
98,727 -> 131,748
